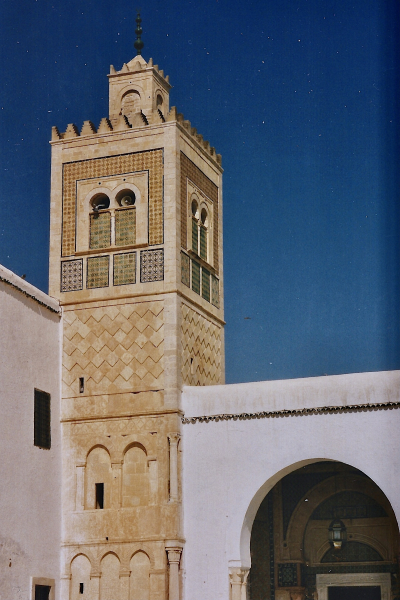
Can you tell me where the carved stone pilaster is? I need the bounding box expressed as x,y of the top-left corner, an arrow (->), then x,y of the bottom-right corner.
168,433 -> 181,502
165,540 -> 183,600
229,567 -> 250,600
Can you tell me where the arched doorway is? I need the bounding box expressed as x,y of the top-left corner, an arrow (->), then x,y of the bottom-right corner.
249,461 -> 399,600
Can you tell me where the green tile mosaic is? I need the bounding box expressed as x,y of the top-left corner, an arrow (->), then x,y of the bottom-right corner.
200,225 -> 207,261
211,275 -> 219,308
192,260 -> 200,295
192,218 -> 198,254
201,268 -> 210,302
113,252 -> 136,286
87,255 -> 109,288
90,212 -> 111,249
181,252 -> 190,287
115,208 -> 136,246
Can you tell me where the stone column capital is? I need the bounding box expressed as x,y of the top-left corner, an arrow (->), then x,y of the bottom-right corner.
168,432 -> 181,445
165,540 -> 183,565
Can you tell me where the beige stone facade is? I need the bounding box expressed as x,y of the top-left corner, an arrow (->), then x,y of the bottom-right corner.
49,53 -> 224,600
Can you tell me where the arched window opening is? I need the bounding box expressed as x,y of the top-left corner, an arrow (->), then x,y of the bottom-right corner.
122,445 -> 149,507
156,93 -> 163,110
199,208 -> 208,261
121,90 -> 141,123
85,447 -> 112,510
191,199 -> 199,255
129,551 -> 150,600
100,554 -> 120,600
70,555 -> 91,600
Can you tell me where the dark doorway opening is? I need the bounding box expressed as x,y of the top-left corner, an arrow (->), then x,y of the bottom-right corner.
328,586 -> 381,600
35,585 -> 51,600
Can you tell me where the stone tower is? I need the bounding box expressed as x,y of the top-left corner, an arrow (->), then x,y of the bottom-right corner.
49,49 -> 224,600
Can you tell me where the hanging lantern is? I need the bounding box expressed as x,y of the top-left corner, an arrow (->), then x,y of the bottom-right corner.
328,520 -> 347,549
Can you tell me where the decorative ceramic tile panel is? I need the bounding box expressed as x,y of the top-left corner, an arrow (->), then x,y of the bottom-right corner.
181,252 -> 190,287
62,301 -> 164,396
62,149 -> 163,256
140,249 -> 164,283
200,225 -> 207,261
87,255 -> 109,289
90,212 -> 111,249
181,304 -> 222,385
61,259 -> 83,292
191,260 -> 200,295
180,152 -> 219,273
201,268 -> 210,302
211,275 -> 219,308
113,252 -> 136,286
115,208 -> 136,246
278,564 -> 298,587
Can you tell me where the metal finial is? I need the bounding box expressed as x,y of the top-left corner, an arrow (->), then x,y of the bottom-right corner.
134,10 -> 144,56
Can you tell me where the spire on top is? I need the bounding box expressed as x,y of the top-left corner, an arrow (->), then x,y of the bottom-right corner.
134,10 -> 144,56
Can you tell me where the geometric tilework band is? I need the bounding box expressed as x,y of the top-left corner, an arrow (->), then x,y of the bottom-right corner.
62,149 -> 163,256
61,249 -> 165,291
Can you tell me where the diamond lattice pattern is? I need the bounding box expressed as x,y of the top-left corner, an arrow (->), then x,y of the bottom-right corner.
63,301 -> 164,397
181,304 -> 222,385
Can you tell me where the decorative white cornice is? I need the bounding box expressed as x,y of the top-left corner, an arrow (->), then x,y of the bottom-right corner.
0,264 -> 60,314
182,401 -> 400,424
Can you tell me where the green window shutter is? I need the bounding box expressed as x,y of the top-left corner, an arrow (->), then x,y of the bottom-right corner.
200,225 -> 207,261
192,219 -> 198,254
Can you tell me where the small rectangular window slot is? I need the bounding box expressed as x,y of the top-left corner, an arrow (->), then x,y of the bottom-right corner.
79,582 -> 84,594
95,483 -> 104,509
79,377 -> 84,393
34,389 -> 51,449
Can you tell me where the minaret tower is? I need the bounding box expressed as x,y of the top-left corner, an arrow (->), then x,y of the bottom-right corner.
49,16 -> 224,600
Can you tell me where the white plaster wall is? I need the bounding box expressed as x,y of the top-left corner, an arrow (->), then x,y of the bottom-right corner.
181,371 -> 400,600
0,266 -> 61,600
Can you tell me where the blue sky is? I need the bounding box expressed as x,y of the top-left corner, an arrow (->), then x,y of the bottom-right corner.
0,0 -> 399,383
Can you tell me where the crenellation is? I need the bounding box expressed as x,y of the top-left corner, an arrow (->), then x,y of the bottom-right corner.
81,120 -> 97,136
166,106 -> 177,122
112,114 -> 131,131
51,125 -> 61,140
97,117 -> 113,133
64,123 -> 80,139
